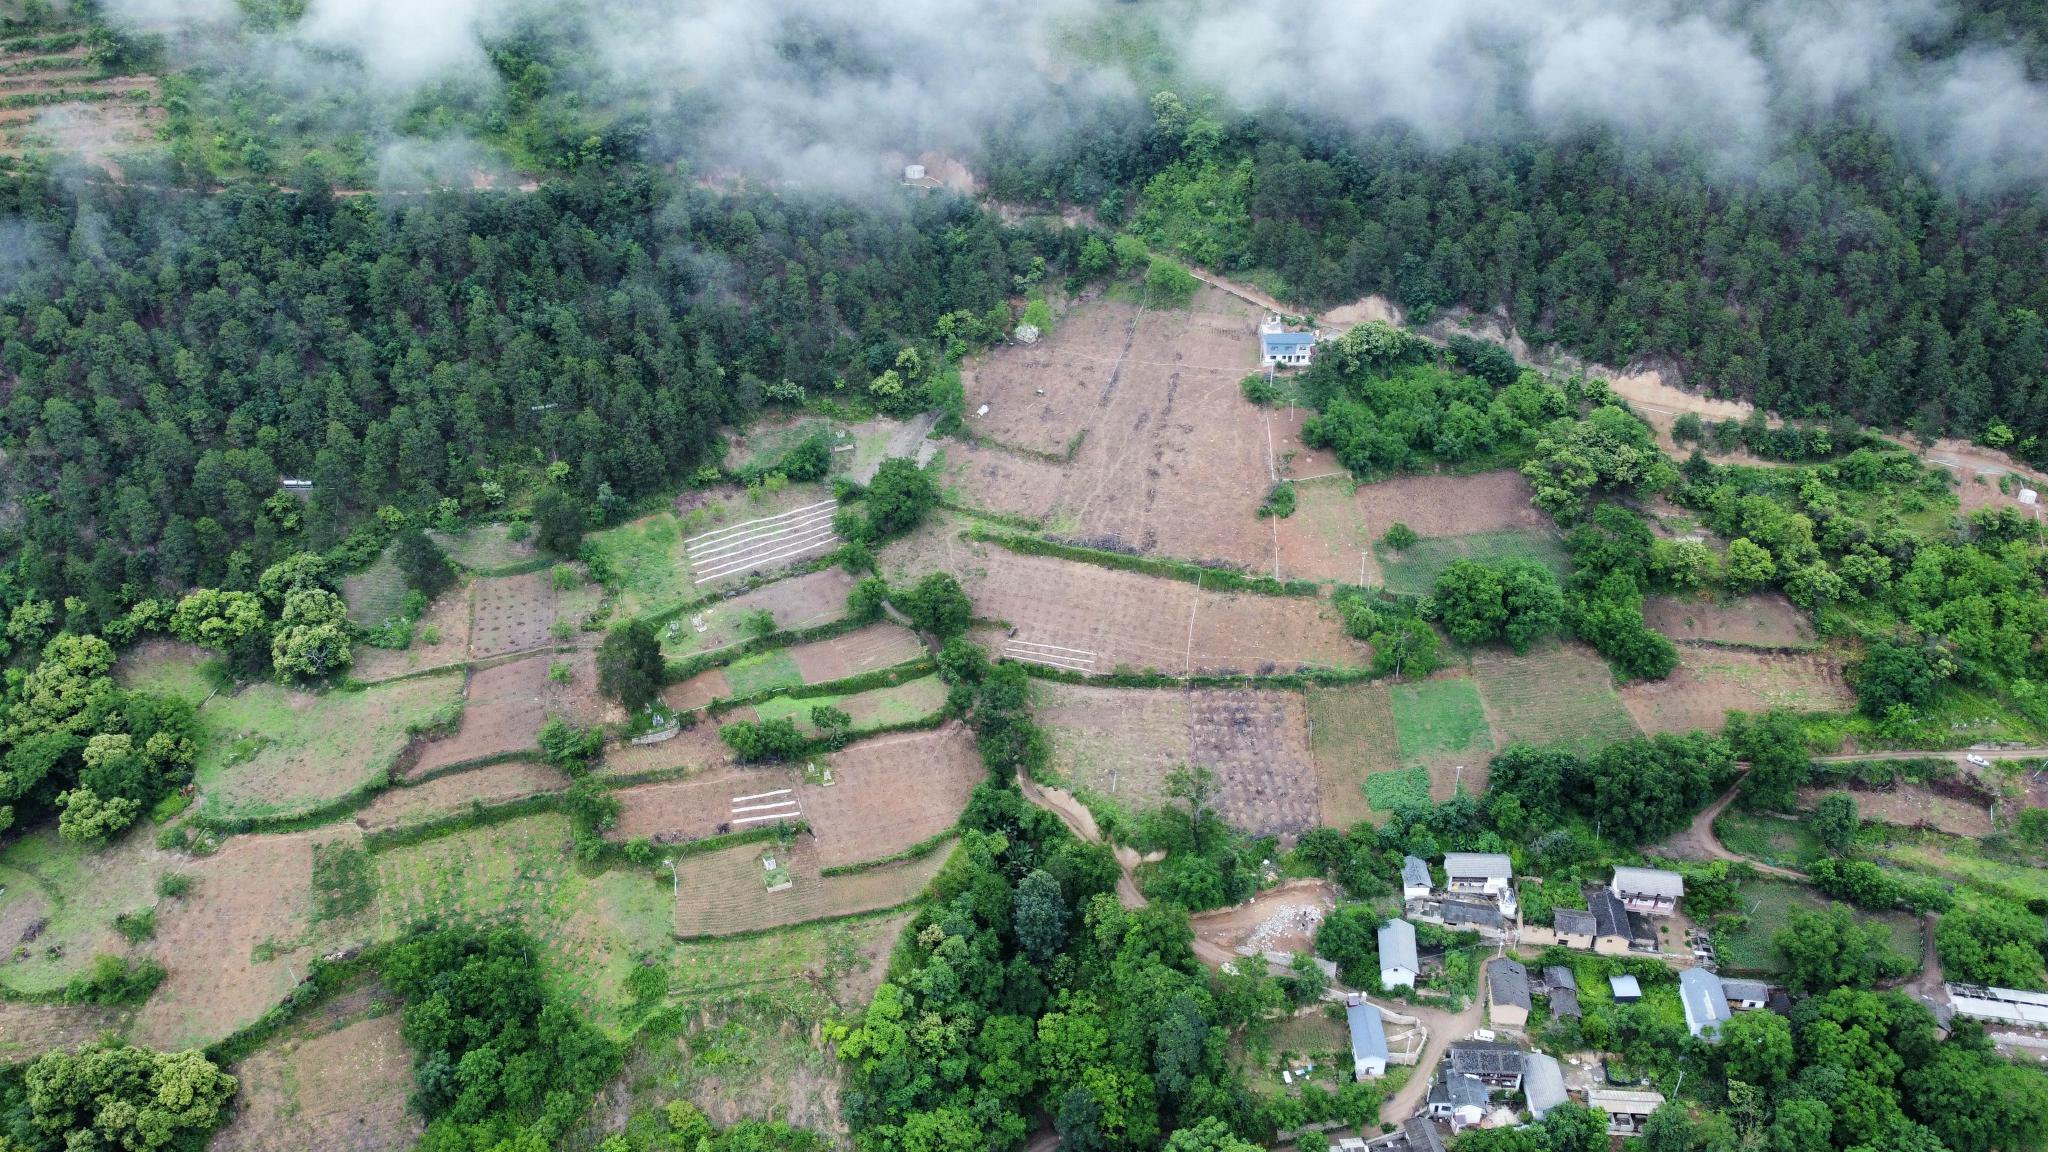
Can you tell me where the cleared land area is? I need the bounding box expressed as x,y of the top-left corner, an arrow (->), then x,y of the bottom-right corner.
750,675 -> 949,734
360,760 -> 570,832
469,572 -> 564,659
1037,683 -> 1321,835
670,836 -> 949,937
1375,528 -> 1570,596
410,651 -> 606,776
1278,471 -> 1552,584
0,34 -> 161,168
684,499 -> 840,587
0,826 -> 162,998
667,907 -> 915,1004
953,288 -> 1334,576
1390,677 -> 1495,799
659,567 -> 855,657
134,830 -> 338,1050
1644,593 -> 1817,649
596,723 -> 737,781
1472,644 -> 1640,757
211,988 -> 422,1152
882,530 -> 1362,676
429,523 -> 538,572
122,647 -> 463,823
1795,782 -> 1994,838
0,1002 -> 129,1062
342,547 -> 410,628
349,580 -> 474,682
612,725 -> 981,867
1305,683 -> 1401,827
1621,647 -> 1854,734
586,484 -> 837,615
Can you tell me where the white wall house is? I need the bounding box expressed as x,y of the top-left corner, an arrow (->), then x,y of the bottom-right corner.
1379,918 -> 1419,990
1444,853 -> 1513,897
1259,315 -> 1316,367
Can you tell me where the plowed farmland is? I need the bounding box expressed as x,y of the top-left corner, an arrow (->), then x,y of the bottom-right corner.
211,990 -> 422,1152
1472,645 -> 1641,757
1037,683 -> 1321,835
1643,593 -> 1818,649
1620,647 -> 1855,734
1278,471 -> 1553,584
670,835 -> 950,937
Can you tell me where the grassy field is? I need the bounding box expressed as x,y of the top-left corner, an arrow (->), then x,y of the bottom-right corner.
0,827 -> 162,996
586,512 -> 690,618
724,648 -> 806,698
752,676 -> 948,734
1390,678 -> 1494,765
1375,529 -> 1571,596
429,524 -> 538,573
127,651 -> 466,823
371,814 -> 674,1036
1714,811 -> 1818,870
1473,645 -> 1640,756
341,546 -> 410,629
1867,829 -> 2048,906
1364,766 -> 1431,812
1305,683 -> 1400,827
668,908 -> 914,1002
1715,878 -> 1922,976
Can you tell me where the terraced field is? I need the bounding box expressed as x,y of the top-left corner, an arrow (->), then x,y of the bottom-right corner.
0,28 -> 160,167
670,835 -> 950,937
1473,644 -> 1641,757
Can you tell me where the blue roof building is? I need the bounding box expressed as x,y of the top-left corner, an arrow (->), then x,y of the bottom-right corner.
1258,315 -> 1317,367
1681,967 -> 1733,1039
1347,999 -> 1390,1079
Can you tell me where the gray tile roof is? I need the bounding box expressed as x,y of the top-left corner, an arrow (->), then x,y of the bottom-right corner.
1403,855 -> 1432,888
1613,866 -> 1685,899
1722,978 -> 1771,1003
1553,908 -> 1596,936
1550,987 -> 1581,1018
1589,887 -> 1632,939
1402,1117 -> 1447,1152
1610,974 -> 1642,1000
1349,999 -> 1389,1062
1681,967 -> 1733,1038
1544,965 -> 1579,992
1448,1040 -> 1526,1078
1441,899 -> 1503,929
1523,1052 -> 1568,1117
1444,852 -> 1512,880
1488,958 -> 1532,1010
1379,918 -> 1419,975
1428,1071 -> 1492,1110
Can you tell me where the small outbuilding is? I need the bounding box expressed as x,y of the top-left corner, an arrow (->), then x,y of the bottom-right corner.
1681,967 -> 1733,1040
1610,974 -> 1642,1003
1723,978 -> 1771,1011
1402,855 -> 1433,900
1347,998 -> 1390,1080
1380,918 -> 1420,990
1588,1089 -> 1665,1135
1487,958 -> 1532,1028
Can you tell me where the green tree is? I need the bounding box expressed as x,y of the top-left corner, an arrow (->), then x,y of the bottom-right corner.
1776,905 -> 1913,993
20,1042 -> 237,1150
168,589 -> 267,652
533,486 -> 586,556
393,528 -> 456,599
1810,792 -> 1860,855
1724,538 -> 1777,590
1313,904 -> 1381,987
596,619 -> 665,713
270,587 -> 353,680
894,572 -> 972,638
1015,868 -> 1069,963
865,459 -> 938,538
1935,902 -> 2047,988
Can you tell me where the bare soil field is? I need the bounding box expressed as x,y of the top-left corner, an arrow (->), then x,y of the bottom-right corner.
1305,683 -> 1402,828
791,623 -> 926,682
0,1002 -> 128,1061
1644,593 -> 1817,649
610,767 -> 804,845
803,725 -> 983,867
359,760 -> 569,832
1797,782 -> 1994,838
881,531 -> 1363,676
212,995 -> 421,1152
469,572 -> 560,659
349,580 -> 474,682
1190,878 -> 1337,957
1037,683 -> 1320,835
660,567 -> 855,658
134,830 -> 340,1050
1620,647 -> 1855,734
953,288 -> 1321,575
612,725 -> 978,866
684,499 -> 840,588
1276,471 -> 1550,584
667,668 -> 733,711
1472,644 -> 1641,757
410,651 -> 606,776
596,723 -> 738,781
671,836 -> 950,937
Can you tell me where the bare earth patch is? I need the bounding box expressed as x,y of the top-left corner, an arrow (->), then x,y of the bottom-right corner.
1644,593 -> 1817,649
0,1002 -> 128,1061
469,572 -> 560,659
672,837 -> 950,937
360,761 -> 569,832
1796,782 -> 1994,838
790,623 -> 926,682
1279,471 -> 1550,585
610,767 -> 804,845
803,725 -> 983,867
1620,647 -> 1854,734
1191,878 -> 1338,957
351,581 -> 476,683
211,1002 -> 421,1152
411,651 -> 607,776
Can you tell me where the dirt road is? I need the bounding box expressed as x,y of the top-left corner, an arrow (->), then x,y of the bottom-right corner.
1377,995 -> 1486,1124
1814,747 -> 2048,765
1661,782 -> 1806,880
1015,770 -> 1147,909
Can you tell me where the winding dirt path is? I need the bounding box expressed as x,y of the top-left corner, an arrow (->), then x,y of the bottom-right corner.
1015,769 -> 1147,909
1660,781 -> 1805,880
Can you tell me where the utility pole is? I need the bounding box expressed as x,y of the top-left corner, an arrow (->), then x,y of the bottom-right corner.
662,858 -> 679,902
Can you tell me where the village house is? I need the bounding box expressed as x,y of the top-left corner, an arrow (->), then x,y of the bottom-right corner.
1380,918 -> 1419,990
1523,1053 -> 1568,1120
1347,1117 -> 1447,1152
1681,967 -> 1732,1040
1443,852 -> 1513,897
1258,315 -> 1317,367
1542,966 -> 1582,1020
1486,958 -> 1532,1029
1722,978 -> 1771,1012
1347,997 -> 1390,1079
1587,888 -> 1640,955
1401,855 -> 1433,901
1447,1040 -> 1526,1090
1588,1089 -> 1665,1135
1424,1072 -> 1490,1130
1611,866 -> 1685,915
1551,907 -> 1595,950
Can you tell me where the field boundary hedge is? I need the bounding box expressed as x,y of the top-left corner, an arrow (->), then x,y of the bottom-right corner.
672,890 -> 933,943
362,792 -> 567,852
819,832 -> 958,877
702,658 -> 935,717
1013,662 -> 1385,690
662,613 -> 879,684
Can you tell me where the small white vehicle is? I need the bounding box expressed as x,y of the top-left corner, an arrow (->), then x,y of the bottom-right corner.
1965,754 -> 1992,768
